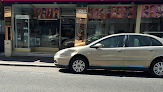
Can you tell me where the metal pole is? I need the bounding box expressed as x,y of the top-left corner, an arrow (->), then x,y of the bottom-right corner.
15,16 -> 17,48
59,8 -> 61,49
28,18 -> 30,48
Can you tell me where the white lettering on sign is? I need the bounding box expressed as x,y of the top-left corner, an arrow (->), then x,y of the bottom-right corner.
78,9 -> 86,14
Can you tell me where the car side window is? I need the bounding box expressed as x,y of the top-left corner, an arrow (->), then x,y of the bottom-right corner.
97,35 -> 125,48
128,35 -> 153,47
148,37 -> 162,46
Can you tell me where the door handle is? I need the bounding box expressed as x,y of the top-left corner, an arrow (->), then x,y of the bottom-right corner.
117,50 -> 122,52
149,49 -> 153,51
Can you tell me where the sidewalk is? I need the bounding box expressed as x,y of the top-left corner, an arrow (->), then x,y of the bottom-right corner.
0,51 -> 57,67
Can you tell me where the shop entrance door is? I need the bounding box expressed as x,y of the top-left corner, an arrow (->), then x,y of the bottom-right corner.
15,15 -> 30,48
60,8 -> 76,49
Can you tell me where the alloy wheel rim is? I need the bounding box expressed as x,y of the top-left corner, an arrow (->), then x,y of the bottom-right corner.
153,62 -> 163,76
72,60 -> 85,72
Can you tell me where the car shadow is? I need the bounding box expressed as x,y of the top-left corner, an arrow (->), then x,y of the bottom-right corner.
59,69 -> 163,79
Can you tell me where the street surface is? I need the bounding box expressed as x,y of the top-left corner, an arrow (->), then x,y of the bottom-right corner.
0,65 -> 163,92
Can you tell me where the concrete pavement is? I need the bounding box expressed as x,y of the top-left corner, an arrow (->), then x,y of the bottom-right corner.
0,52 -> 56,67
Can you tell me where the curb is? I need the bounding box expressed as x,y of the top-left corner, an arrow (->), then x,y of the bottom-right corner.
0,62 -> 56,67
0,52 -> 56,58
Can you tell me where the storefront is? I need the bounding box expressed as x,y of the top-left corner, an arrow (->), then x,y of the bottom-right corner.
2,0 -> 163,52
11,4 -> 76,52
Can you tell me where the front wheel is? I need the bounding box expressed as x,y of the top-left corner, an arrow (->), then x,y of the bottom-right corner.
150,60 -> 163,77
69,57 -> 88,73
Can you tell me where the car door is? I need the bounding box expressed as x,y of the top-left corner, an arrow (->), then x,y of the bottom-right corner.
124,35 -> 157,68
91,35 -> 126,67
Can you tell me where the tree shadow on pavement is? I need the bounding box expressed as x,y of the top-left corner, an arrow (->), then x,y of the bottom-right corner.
59,69 -> 163,79
0,56 -> 54,63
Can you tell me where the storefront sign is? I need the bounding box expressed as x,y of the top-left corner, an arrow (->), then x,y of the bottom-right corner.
141,5 -> 163,18
111,6 -> 136,18
88,7 -> 111,19
15,15 -> 29,19
34,8 -> 60,19
75,7 -> 87,47
2,0 -> 162,1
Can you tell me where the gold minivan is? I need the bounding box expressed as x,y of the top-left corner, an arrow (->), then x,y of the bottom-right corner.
54,33 -> 163,77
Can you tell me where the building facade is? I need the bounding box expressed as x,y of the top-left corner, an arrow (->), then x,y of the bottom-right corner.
2,0 -> 163,52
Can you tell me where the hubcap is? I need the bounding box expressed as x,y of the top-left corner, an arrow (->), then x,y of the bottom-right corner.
72,60 -> 85,72
153,62 -> 163,76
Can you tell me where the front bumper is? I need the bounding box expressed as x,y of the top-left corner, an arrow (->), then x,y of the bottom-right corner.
55,64 -> 69,69
54,55 -> 70,69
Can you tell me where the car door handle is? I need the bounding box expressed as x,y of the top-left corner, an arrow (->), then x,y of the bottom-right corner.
117,50 -> 122,52
149,49 -> 153,51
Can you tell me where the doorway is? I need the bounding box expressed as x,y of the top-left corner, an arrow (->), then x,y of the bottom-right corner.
5,25 -> 12,40
60,7 -> 76,49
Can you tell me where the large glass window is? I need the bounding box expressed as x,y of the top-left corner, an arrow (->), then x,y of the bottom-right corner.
140,5 -> 163,33
30,20 -> 60,48
140,18 -> 163,33
30,7 -> 60,48
87,5 -> 137,43
12,4 -> 61,48
13,4 -> 76,49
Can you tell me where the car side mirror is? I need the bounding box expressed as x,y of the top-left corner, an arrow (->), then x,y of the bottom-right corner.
91,43 -> 103,48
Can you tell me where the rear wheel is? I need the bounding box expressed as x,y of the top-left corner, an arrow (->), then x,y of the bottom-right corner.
150,60 -> 163,77
69,57 -> 88,73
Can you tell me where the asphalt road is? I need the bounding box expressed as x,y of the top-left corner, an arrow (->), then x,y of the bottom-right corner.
0,65 -> 163,92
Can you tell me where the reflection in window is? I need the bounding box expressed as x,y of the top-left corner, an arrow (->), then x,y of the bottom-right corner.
30,20 -> 60,48
140,18 -> 163,33
128,35 -> 162,47
97,35 -> 125,48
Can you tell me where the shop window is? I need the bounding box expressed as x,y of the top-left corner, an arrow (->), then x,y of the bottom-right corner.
12,4 -> 61,48
87,5 -> 136,40
140,5 -> 163,33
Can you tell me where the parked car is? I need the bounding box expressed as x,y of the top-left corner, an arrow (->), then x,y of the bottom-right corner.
63,34 -> 108,48
54,33 -> 163,77
48,34 -> 69,45
143,31 -> 163,38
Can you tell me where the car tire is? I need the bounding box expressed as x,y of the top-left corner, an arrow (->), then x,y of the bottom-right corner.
150,60 -> 163,77
69,57 -> 88,74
